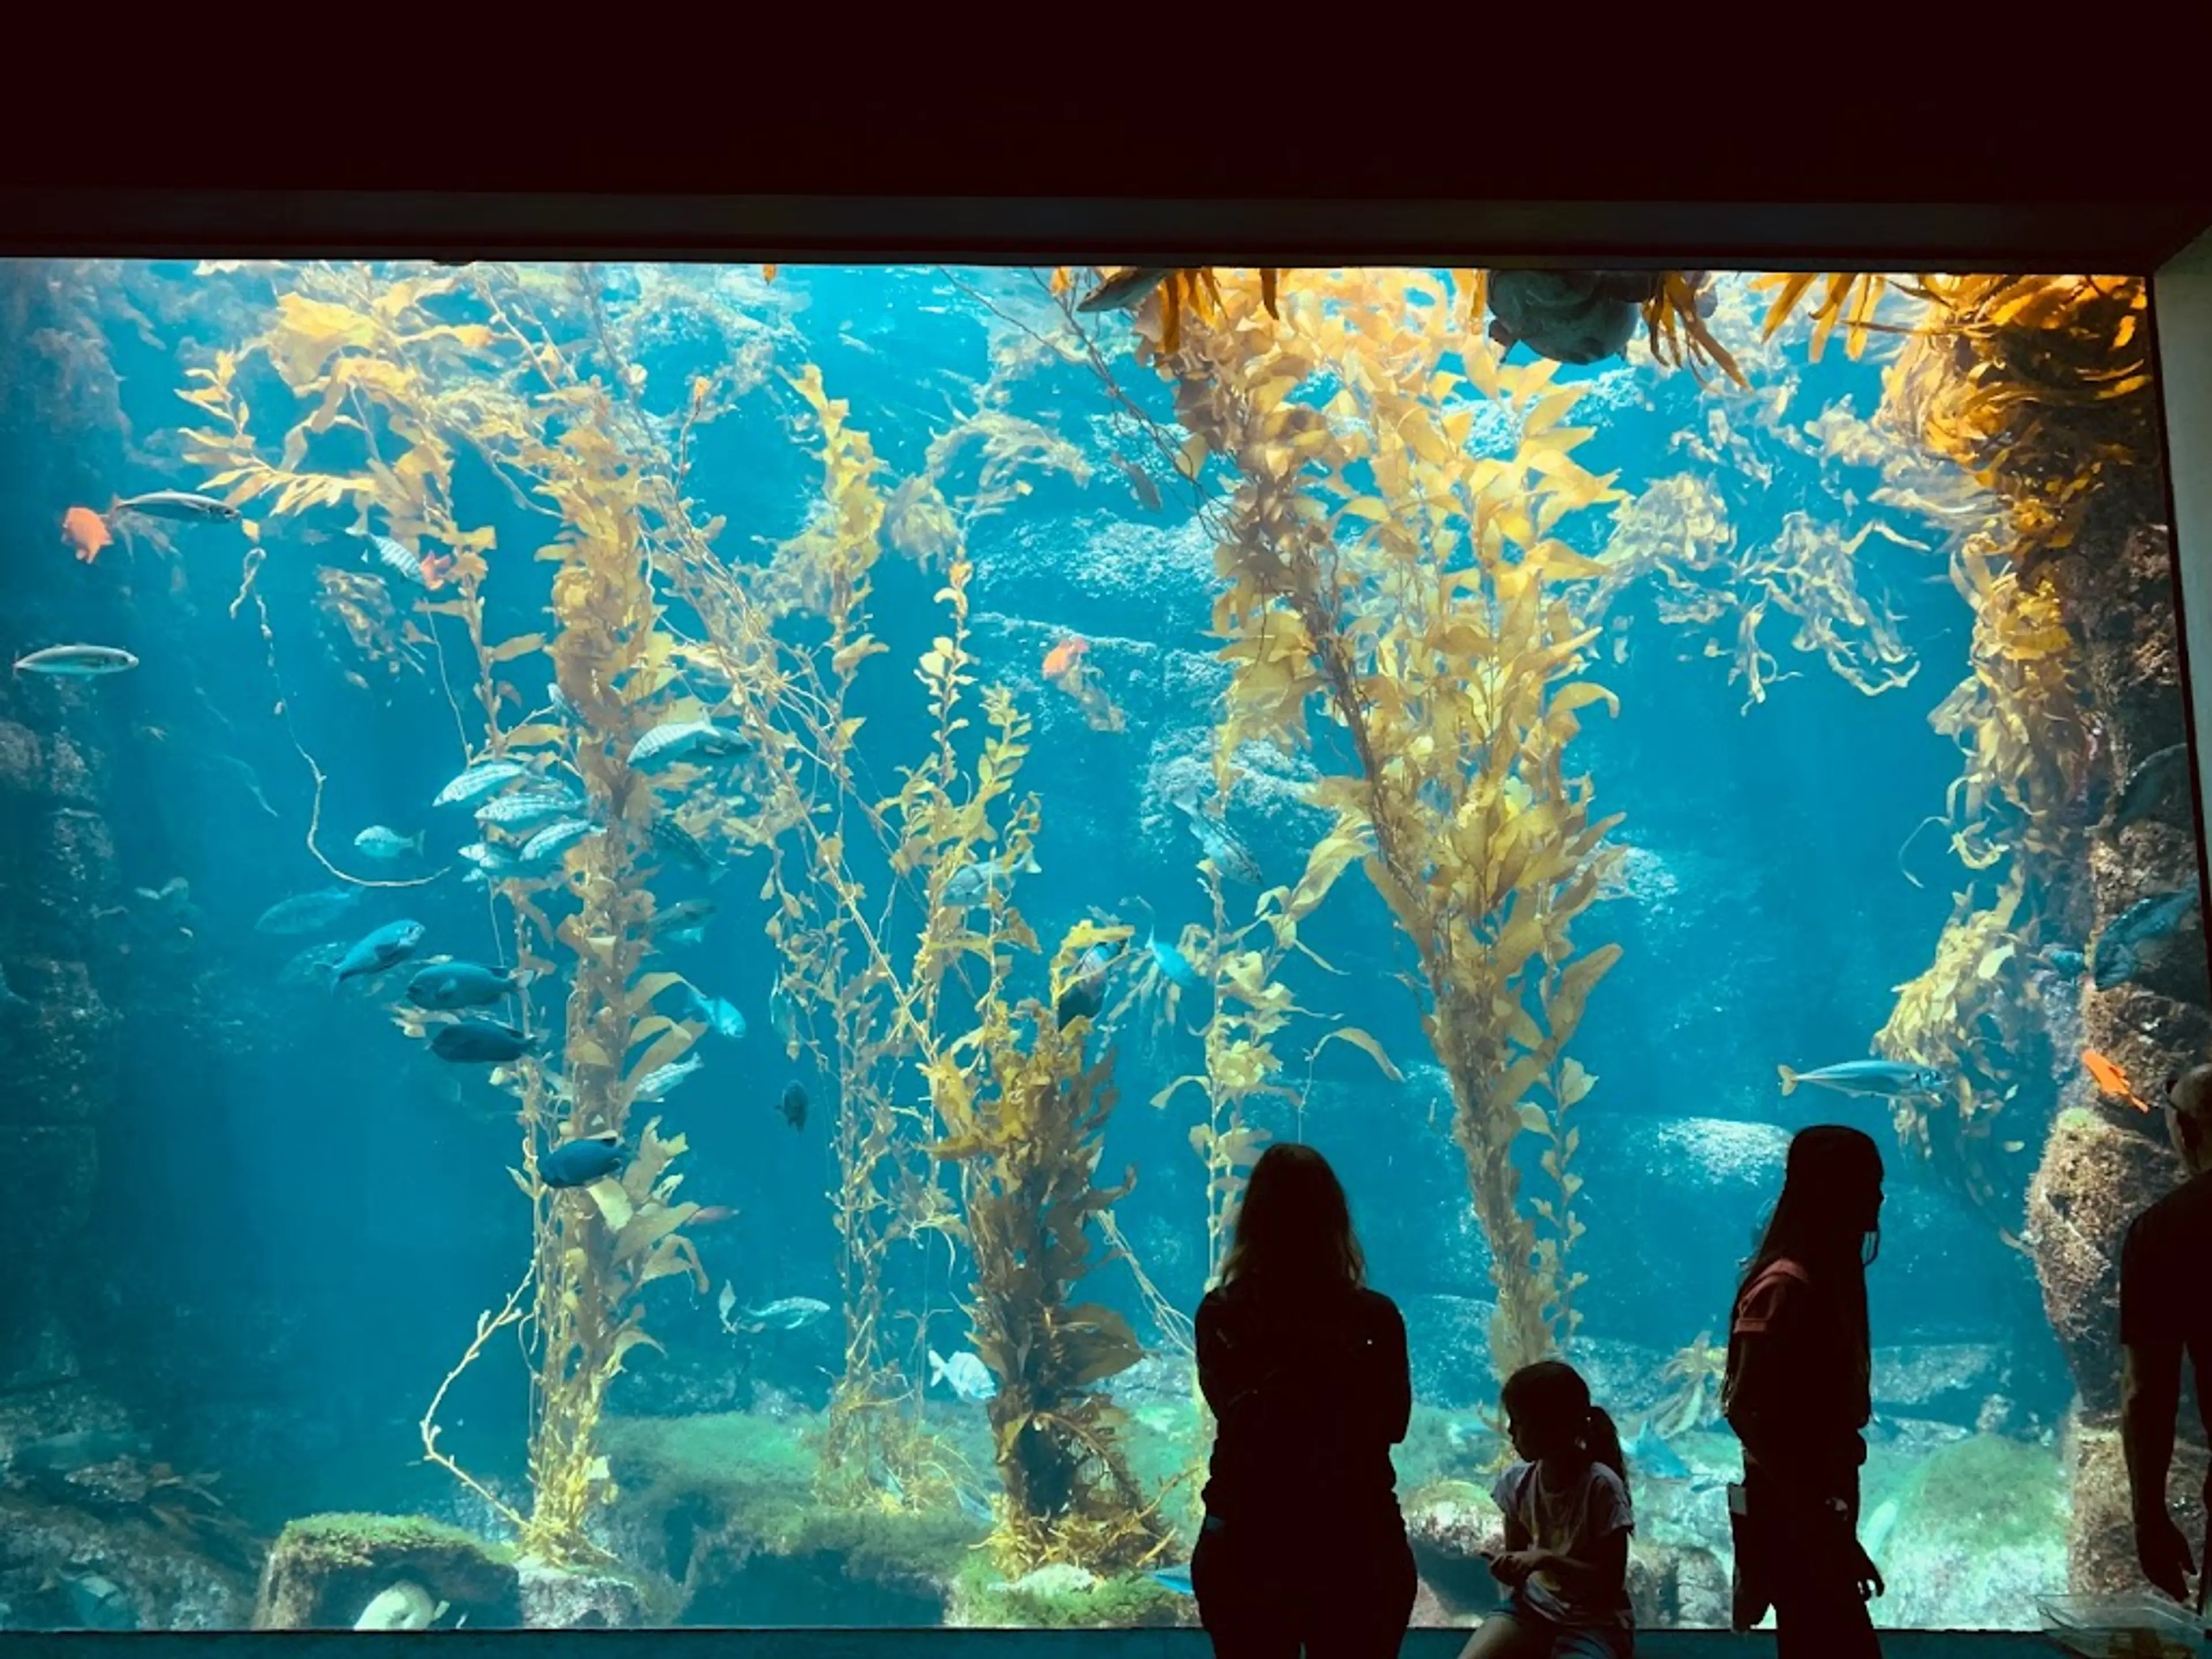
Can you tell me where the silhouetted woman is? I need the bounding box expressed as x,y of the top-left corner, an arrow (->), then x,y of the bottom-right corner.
1722,1124 -> 1889,1657
1192,1143 -> 1416,1659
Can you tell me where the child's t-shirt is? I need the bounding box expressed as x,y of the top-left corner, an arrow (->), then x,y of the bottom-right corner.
1491,1458 -> 1635,1628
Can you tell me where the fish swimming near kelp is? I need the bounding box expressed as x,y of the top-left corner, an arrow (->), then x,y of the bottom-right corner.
353,825 -> 425,861
650,814 -> 720,877
650,898 -> 717,946
2109,743 -> 2190,830
520,819 -> 598,866
733,1296 -> 831,1333
111,490 -> 241,523
1077,267 -> 1172,314
927,1348 -> 998,1403
778,1080 -> 809,1131
359,533 -> 453,589
682,984 -> 747,1042
632,1055 -> 703,1104
60,505 -> 112,564
1625,1418 -> 1691,1480
540,1133 -> 626,1189
941,850 -> 1040,911
2037,944 -> 2088,980
627,719 -> 749,771
430,1017 -> 537,1064
407,961 -> 538,1011
2091,887 -> 2202,991
433,758 -> 533,808
1486,271 -> 1668,368
474,791 -> 579,832
1171,794 -> 1263,885
333,919 -> 426,985
12,643 -> 139,677
1776,1059 -> 1946,1100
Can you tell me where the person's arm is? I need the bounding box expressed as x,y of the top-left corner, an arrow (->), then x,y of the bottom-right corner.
2118,1215 -> 2197,1601
1532,1525 -> 1630,1601
2122,1340 -> 2183,1522
1195,1294 -> 1244,1420
1374,1297 -> 1412,1446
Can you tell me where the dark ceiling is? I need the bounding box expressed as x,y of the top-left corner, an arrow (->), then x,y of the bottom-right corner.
6,93 -> 2205,271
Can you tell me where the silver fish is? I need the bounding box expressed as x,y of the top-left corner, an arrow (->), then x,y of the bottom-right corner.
628,719 -> 749,771
354,825 -> 425,860
475,791 -> 579,831
633,1055 -> 703,1103
12,644 -> 138,677
362,533 -> 430,585
1776,1059 -> 1946,1100
256,887 -> 362,935
1077,267 -> 1172,313
941,850 -> 1040,910
520,819 -> 598,865
1171,796 -> 1262,885
683,984 -> 747,1042
736,1296 -> 831,1332
111,490 -> 240,522
434,759 -> 531,808
928,1348 -> 997,1403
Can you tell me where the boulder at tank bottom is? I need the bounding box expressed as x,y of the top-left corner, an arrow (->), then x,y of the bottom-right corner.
944,1559 -> 1195,1628
1402,1478 -> 1727,1628
599,1412 -> 984,1626
251,1512 -> 520,1629
0,1488 -> 254,1631
2065,1408 -> 2209,1597
515,1555 -> 654,1629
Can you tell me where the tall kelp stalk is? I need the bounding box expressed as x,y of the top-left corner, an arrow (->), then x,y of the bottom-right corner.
1133,269 -> 1623,1378
927,905 -> 1169,1575
179,265 -> 720,1560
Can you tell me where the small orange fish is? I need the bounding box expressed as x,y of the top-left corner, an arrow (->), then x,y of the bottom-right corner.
1043,637 -> 1088,680
61,505 -> 111,565
2083,1048 -> 2150,1112
418,551 -> 457,591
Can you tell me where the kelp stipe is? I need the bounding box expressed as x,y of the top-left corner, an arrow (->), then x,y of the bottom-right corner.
1126,268 -> 1624,1379
927,919 -> 1169,1576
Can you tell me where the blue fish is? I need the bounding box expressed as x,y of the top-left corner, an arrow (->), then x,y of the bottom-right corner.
1146,1564 -> 1195,1597
682,984 -> 747,1042
334,919 -> 426,985
408,961 -> 539,1011
541,1134 -> 627,1188
1146,925 -> 1202,991
1625,1419 -> 1690,1480
429,1018 -> 536,1064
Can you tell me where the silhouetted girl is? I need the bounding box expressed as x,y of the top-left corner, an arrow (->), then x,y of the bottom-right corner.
1192,1142 -> 1415,1659
1459,1359 -> 1634,1658
1722,1123 -> 1888,1657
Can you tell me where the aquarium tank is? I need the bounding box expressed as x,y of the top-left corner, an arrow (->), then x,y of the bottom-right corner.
0,260 -> 2200,1633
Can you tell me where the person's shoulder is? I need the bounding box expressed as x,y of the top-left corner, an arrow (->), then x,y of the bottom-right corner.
1353,1286 -> 1406,1325
2127,1170 -> 2212,1256
1196,1284 -> 1235,1330
1734,1257 -> 1808,1327
1587,1460 -> 1633,1508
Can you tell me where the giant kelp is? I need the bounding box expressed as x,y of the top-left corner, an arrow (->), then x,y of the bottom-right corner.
927,918 -> 1168,1575
176,264 -> 745,1560
1114,268 -> 1624,1377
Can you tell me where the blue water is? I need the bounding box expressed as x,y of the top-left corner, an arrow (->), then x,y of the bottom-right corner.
0,263 -> 2148,1632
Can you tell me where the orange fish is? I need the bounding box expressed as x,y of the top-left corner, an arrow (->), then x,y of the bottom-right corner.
2083,1048 -> 2150,1112
61,505 -> 111,565
418,551 -> 457,591
1043,637 -> 1088,680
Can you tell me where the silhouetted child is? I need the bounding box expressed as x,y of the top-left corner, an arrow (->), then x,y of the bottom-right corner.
1459,1359 -> 1634,1659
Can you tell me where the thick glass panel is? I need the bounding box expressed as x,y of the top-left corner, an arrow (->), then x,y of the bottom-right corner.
0,263 -> 2198,1634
